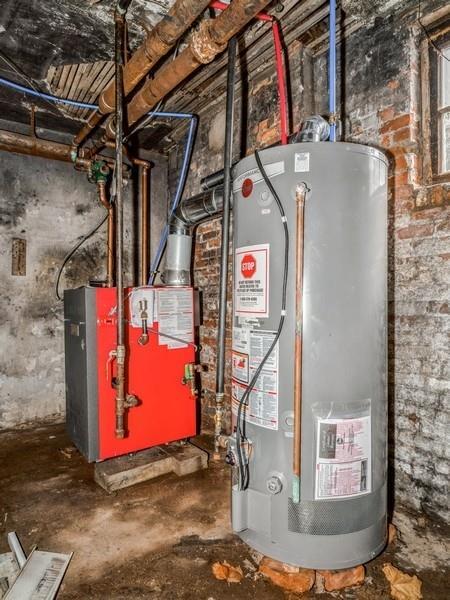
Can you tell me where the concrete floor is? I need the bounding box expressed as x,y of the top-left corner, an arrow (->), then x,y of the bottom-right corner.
0,425 -> 448,599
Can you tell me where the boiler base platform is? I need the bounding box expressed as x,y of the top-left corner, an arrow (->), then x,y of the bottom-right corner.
94,442 -> 208,492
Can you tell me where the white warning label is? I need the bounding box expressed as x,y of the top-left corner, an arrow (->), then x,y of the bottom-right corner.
295,152 -> 310,172
234,244 -> 269,318
156,288 -> 193,349
315,415 -> 372,500
231,329 -> 279,430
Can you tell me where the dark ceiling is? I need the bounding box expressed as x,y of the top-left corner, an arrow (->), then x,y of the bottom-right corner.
0,0 -> 409,151
0,0 -> 177,143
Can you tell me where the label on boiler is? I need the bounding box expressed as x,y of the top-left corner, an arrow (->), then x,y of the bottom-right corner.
234,244 -> 269,318
314,415 -> 372,500
156,288 -> 193,349
130,288 -> 154,328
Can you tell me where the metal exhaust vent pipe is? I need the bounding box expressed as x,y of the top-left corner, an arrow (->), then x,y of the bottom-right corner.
163,186 -> 224,286
293,115 -> 330,143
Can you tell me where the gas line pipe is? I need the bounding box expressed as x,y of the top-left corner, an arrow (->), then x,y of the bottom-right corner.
114,0 -> 132,440
214,35 -> 237,460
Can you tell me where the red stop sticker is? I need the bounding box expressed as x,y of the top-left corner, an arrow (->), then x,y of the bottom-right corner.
241,177 -> 253,198
241,254 -> 256,278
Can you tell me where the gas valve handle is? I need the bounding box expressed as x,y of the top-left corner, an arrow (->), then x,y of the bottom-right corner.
106,349 -> 117,385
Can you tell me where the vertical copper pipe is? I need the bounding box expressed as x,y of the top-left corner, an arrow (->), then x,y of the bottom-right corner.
140,165 -> 150,286
97,181 -> 115,287
107,202 -> 115,287
132,158 -> 152,286
293,183 -> 307,504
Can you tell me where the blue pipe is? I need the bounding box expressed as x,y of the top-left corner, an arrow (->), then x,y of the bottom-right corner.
148,114 -> 198,284
0,76 -> 99,110
329,0 -> 337,142
0,76 -> 193,120
0,75 -> 198,279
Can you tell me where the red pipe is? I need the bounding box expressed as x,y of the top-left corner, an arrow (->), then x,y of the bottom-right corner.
271,20 -> 288,145
210,0 -> 272,21
209,1 -> 288,144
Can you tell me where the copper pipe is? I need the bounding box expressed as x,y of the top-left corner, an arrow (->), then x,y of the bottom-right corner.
97,181 -> 115,287
133,158 -> 152,286
99,0 -> 211,114
73,0 -> 211,150
141,166 -> 150,286
0,129 -> 89,168
83,138 -> 132,161
293,183 -> 307,504
0,129 -> 130,180
82,136 -> 108,161
72,111 -> 104,149
120,0 -> 271,132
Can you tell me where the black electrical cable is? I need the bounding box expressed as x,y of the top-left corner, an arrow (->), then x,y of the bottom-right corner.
55,211 -> 109,301
235,149 -> 290,491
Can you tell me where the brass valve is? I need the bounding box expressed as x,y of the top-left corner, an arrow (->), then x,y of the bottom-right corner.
182,363 -> 207,397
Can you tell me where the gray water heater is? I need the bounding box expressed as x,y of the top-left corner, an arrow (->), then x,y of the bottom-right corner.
230,142 -> 387,569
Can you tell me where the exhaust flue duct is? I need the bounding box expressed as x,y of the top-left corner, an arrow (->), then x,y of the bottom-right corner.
162,186 -> 224,286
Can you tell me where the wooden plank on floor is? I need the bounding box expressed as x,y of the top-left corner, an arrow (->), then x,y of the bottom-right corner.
94,443 -> 209,493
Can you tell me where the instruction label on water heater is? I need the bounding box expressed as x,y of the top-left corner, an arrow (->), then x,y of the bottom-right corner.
314,416 -> 372,500
294,152 -> 310,172
235,244 -> 270,318
231,328 -> 279,430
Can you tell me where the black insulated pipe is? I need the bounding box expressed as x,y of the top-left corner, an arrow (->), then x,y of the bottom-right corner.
162,186 -> 224,286
214,36 -> 237,459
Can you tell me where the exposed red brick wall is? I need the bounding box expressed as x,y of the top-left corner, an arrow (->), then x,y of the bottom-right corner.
193,219 -> 233,431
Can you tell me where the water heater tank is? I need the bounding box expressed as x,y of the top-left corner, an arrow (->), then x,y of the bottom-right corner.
230,142 -> 387,569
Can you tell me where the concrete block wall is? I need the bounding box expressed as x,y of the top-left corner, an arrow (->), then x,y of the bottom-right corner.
177,1 -> 449,521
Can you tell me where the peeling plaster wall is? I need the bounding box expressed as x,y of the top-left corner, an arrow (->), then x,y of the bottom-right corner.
0,149 -> 168,430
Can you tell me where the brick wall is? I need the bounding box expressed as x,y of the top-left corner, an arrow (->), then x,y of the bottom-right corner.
173,0 -> 449,521
312,7 -> 449,520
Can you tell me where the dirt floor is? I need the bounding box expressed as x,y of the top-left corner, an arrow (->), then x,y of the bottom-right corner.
0,424 -> 448,599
